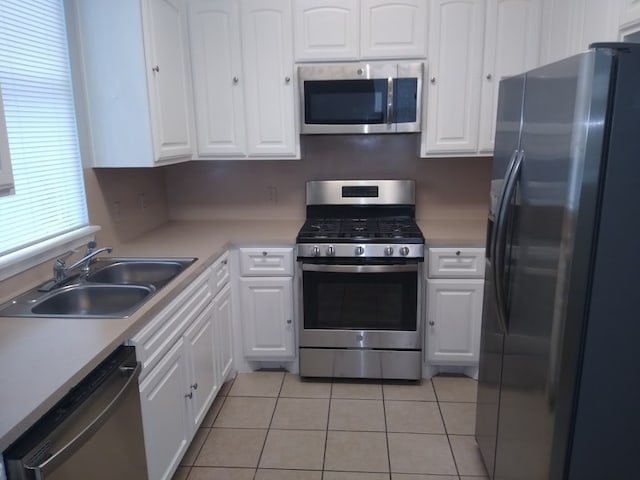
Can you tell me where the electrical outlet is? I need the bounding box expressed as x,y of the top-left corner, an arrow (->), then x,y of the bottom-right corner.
266,186 -> 278,204
139,193 -> 148,213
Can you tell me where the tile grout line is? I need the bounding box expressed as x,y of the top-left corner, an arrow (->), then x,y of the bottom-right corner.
433,380 -> 463,479
252,373 -> 286,480
382,381 -> 393,479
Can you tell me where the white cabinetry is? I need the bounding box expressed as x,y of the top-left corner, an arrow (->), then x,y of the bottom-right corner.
293,0 -> 426,61
294,0 -> 360,61
75,0 -> 194,167
238,247 -> 295,359
132,261 -> 231,480
540,0 -> 620,64
425,248 -> 485,366
0,84 -> 14,196
423,0 -> 485,155
188,0 -> 298,159
360,0 -> 428,59
421,0 -> 541,157
621,0 -> 640,27
478,0 -> 541,153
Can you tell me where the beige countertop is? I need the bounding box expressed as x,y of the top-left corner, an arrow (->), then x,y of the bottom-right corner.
0,217 -> 485,451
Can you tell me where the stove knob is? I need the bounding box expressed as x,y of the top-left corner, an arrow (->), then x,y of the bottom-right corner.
399,246 -> 410,257
355,246 -> 365,256
312,246 -> 321,257
384,246 -> 394,256
326,246 -> 335,256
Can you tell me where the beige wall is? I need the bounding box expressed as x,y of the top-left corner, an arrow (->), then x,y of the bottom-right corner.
164,134 -> 492,223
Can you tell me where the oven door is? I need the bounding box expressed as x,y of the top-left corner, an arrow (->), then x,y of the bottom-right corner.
299,262 -> 422,350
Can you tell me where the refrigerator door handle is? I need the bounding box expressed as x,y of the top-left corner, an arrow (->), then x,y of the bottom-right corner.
493,149 -> 524,334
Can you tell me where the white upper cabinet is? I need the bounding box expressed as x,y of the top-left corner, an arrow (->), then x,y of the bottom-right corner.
361,0 -> 428,59
241,0 -> 297,157
423,0 -> 485,155
75,0 -> 194,167
478,0 -> 541,153
294,0 -> 360,61
621,0 -> 640,27
0,84 -> 14,196
188,0 -> 298,159
541,0 -> 620,64
294,0 -> 426,61
188,0 -> 246,156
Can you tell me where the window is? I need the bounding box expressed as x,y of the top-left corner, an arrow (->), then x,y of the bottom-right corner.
0,0 -> 94,278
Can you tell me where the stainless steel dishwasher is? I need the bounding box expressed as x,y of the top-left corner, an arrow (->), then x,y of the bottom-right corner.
4,345 -> 148,479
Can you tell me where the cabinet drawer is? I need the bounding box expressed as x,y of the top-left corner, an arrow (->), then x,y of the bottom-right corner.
132,267 -> 212,377
211,251 -> 230,296
239,247 -> 294,276
428,248 -> 485,278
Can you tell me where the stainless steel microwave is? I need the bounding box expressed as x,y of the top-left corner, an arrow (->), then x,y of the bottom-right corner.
298,62 -> 423,134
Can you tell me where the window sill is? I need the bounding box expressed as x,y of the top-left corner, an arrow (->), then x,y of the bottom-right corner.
0,226 -> 101,282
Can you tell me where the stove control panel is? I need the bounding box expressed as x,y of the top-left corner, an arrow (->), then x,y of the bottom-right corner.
297,243 -> 424,259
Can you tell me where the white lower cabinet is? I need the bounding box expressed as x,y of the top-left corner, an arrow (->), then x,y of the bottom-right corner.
425,247 -> 485,367
237,246 -> 295,360
139,338 -> 191,480
213,283 -> 234,382
426,278 -> 484,365
239,277 -> 294,358
133,256 -> 233,480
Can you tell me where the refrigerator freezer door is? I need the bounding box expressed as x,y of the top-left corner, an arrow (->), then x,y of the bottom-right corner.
493,51 -> 612,480
475,73 -> 525,478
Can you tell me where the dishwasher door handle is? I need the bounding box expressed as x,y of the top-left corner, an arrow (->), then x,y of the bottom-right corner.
26,361 -> 142,477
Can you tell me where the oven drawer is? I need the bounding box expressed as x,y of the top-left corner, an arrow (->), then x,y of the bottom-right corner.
428,247 -> 485,278
239,247 -> 294,276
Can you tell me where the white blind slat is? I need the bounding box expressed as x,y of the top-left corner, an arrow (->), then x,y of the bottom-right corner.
0,0 -> 88,257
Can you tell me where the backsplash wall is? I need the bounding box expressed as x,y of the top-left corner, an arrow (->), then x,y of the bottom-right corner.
164,134 -> 492,222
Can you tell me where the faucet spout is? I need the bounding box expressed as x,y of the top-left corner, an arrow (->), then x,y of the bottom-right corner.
53,243 -> 113,283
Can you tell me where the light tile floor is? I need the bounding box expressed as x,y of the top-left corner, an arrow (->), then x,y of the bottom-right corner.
173,372 -> 488,480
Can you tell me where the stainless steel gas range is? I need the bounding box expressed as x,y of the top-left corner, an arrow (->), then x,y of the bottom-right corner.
296,180 -> 424,380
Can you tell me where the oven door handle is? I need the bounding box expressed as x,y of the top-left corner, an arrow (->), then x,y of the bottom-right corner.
302,263 -> 418,273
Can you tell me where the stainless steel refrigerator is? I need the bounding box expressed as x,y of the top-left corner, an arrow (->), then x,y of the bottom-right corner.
475,42 -> 640,480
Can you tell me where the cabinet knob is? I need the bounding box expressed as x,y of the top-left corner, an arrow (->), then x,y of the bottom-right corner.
222,259 -> 227,265
233,76 -> 239,84
262,251 -> 268,256
286,319 -> 292,324
185,392 -> 193,399
152,65 -> 160,74
285,76 -> 291,84
429,321 -> 435,326
486,73 -> 493,80
191,382 -> 198,390
456,250 -> 461,256
430,77 -> 436,84
357,68 -> 364,75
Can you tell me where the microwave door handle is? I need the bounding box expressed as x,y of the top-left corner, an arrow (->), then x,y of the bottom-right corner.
387,77 -> 394,126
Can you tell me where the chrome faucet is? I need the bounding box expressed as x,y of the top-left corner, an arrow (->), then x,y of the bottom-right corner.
53,241 -> 113,282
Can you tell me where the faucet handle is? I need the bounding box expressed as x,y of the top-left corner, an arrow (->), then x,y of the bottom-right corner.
55,249 -> 77,266
85,240 -> 97,255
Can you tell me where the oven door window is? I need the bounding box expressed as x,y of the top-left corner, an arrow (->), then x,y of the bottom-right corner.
304,79 -> 388,124
303,270 -> 417,331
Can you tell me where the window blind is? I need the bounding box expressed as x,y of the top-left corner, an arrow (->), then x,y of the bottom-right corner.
0,0 -> 88,256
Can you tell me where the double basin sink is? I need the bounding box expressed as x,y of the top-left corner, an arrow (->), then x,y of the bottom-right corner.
0,257 -> 196,318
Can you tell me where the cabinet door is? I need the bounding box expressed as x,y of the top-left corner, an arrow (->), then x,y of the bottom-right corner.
0,84 -> 14,196
213,283 -> 234,382
423,0 -> 485,155
478,0 -> 541,153
621,0 -> 640,27
241,0 -> 297,157
294,0 -> 359,61
139,338 -> 191,480
361,0 -> 428,59
570,0 -> 620,52
142,0 -> 194,162
426,278 -> 484,365
184,302 -> 217,429
188,0 -> 247,157
239,277 -> 294,358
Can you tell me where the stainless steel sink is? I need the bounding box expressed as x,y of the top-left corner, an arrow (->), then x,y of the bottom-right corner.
31,284 -> 154,317
86,259 -> 192,288
0,257 -> 197,318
